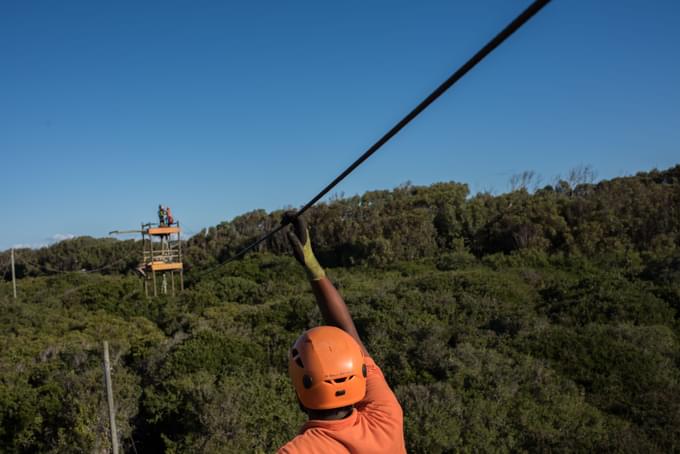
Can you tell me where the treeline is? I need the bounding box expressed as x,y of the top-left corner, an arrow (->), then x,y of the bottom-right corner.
187,165 -> 679,270
0,165 -> 678,453
1,237 -> 140,279
4,165 -> 678,280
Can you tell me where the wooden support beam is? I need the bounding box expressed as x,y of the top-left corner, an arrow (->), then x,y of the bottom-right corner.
11,248 -> 17,300
102,341 -> 119,454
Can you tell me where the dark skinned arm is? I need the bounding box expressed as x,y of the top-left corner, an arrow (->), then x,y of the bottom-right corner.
283,212 -> 369,356
310,277 -> 368,356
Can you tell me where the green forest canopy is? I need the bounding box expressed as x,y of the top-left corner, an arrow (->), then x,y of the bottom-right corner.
1,165 -> 679,452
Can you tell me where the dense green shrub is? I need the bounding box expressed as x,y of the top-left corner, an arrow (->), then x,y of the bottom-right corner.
1,165 -> 679,451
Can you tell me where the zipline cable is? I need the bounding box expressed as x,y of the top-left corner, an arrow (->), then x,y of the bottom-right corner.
9,254 -> 130,275
221,0 -> 551,265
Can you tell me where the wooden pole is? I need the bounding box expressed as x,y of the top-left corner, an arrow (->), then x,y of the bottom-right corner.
11,248 -> 17,300
178,222 -> 184,292
177,221 -> 183,262
103,341 -> 119,454
149,231 -> 154,264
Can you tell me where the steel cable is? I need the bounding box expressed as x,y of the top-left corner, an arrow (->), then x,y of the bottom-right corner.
220,0 -> 551,265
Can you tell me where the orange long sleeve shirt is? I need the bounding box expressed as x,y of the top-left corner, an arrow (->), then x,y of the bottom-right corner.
278,356 -> 406,454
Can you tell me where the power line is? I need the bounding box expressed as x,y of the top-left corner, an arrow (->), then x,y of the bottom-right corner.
10,255 -> 131,275
219,0 -> 552,265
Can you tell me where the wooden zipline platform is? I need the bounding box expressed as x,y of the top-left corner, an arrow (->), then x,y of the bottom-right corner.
141,222 -> 184,297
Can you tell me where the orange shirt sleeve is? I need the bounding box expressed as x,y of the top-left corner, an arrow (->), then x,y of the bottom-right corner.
355,357 -> 406,454
359,357 -> 403,413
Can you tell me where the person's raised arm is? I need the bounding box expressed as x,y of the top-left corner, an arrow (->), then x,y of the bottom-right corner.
284,213 -> 368,356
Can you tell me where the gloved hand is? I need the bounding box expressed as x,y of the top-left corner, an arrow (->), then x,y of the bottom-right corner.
282,212 -> 326,281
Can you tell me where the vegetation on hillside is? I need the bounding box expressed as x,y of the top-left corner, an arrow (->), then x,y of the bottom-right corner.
1,165 -> 679,453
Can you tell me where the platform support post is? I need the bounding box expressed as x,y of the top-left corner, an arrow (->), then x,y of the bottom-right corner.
11,248 -> 17,300
103,341 -> 119,454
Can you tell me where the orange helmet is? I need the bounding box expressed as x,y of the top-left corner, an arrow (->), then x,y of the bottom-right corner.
289,326 -> 367,410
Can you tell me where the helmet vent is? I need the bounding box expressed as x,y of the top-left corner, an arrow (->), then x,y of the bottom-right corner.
335,390 -> 346,397
334,376 -> 348,383
303,375 -> 313,389
295,357 -> 304,368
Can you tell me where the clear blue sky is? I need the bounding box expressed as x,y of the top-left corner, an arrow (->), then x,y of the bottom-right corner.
2,0 -> 678,250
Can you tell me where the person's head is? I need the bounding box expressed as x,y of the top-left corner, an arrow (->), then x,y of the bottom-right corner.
289,326 -> 367,419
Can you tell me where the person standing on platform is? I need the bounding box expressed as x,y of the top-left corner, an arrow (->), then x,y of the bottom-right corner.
158,204 -> 166,226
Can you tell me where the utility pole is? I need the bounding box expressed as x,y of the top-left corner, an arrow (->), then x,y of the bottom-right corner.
11,248 -> 17,300
102,341 -> 119,454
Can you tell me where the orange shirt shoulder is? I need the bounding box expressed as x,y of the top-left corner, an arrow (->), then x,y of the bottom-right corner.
278,356 -> 406,454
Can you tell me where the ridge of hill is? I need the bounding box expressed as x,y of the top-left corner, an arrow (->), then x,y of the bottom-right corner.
3,164 -> 679,279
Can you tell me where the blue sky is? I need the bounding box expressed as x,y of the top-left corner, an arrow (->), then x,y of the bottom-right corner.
1,0 -> 678,250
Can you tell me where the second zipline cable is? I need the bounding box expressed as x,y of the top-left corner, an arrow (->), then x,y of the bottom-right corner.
222,0 -> 551,264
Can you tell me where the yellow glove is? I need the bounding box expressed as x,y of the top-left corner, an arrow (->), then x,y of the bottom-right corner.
283,212 -> 326,281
